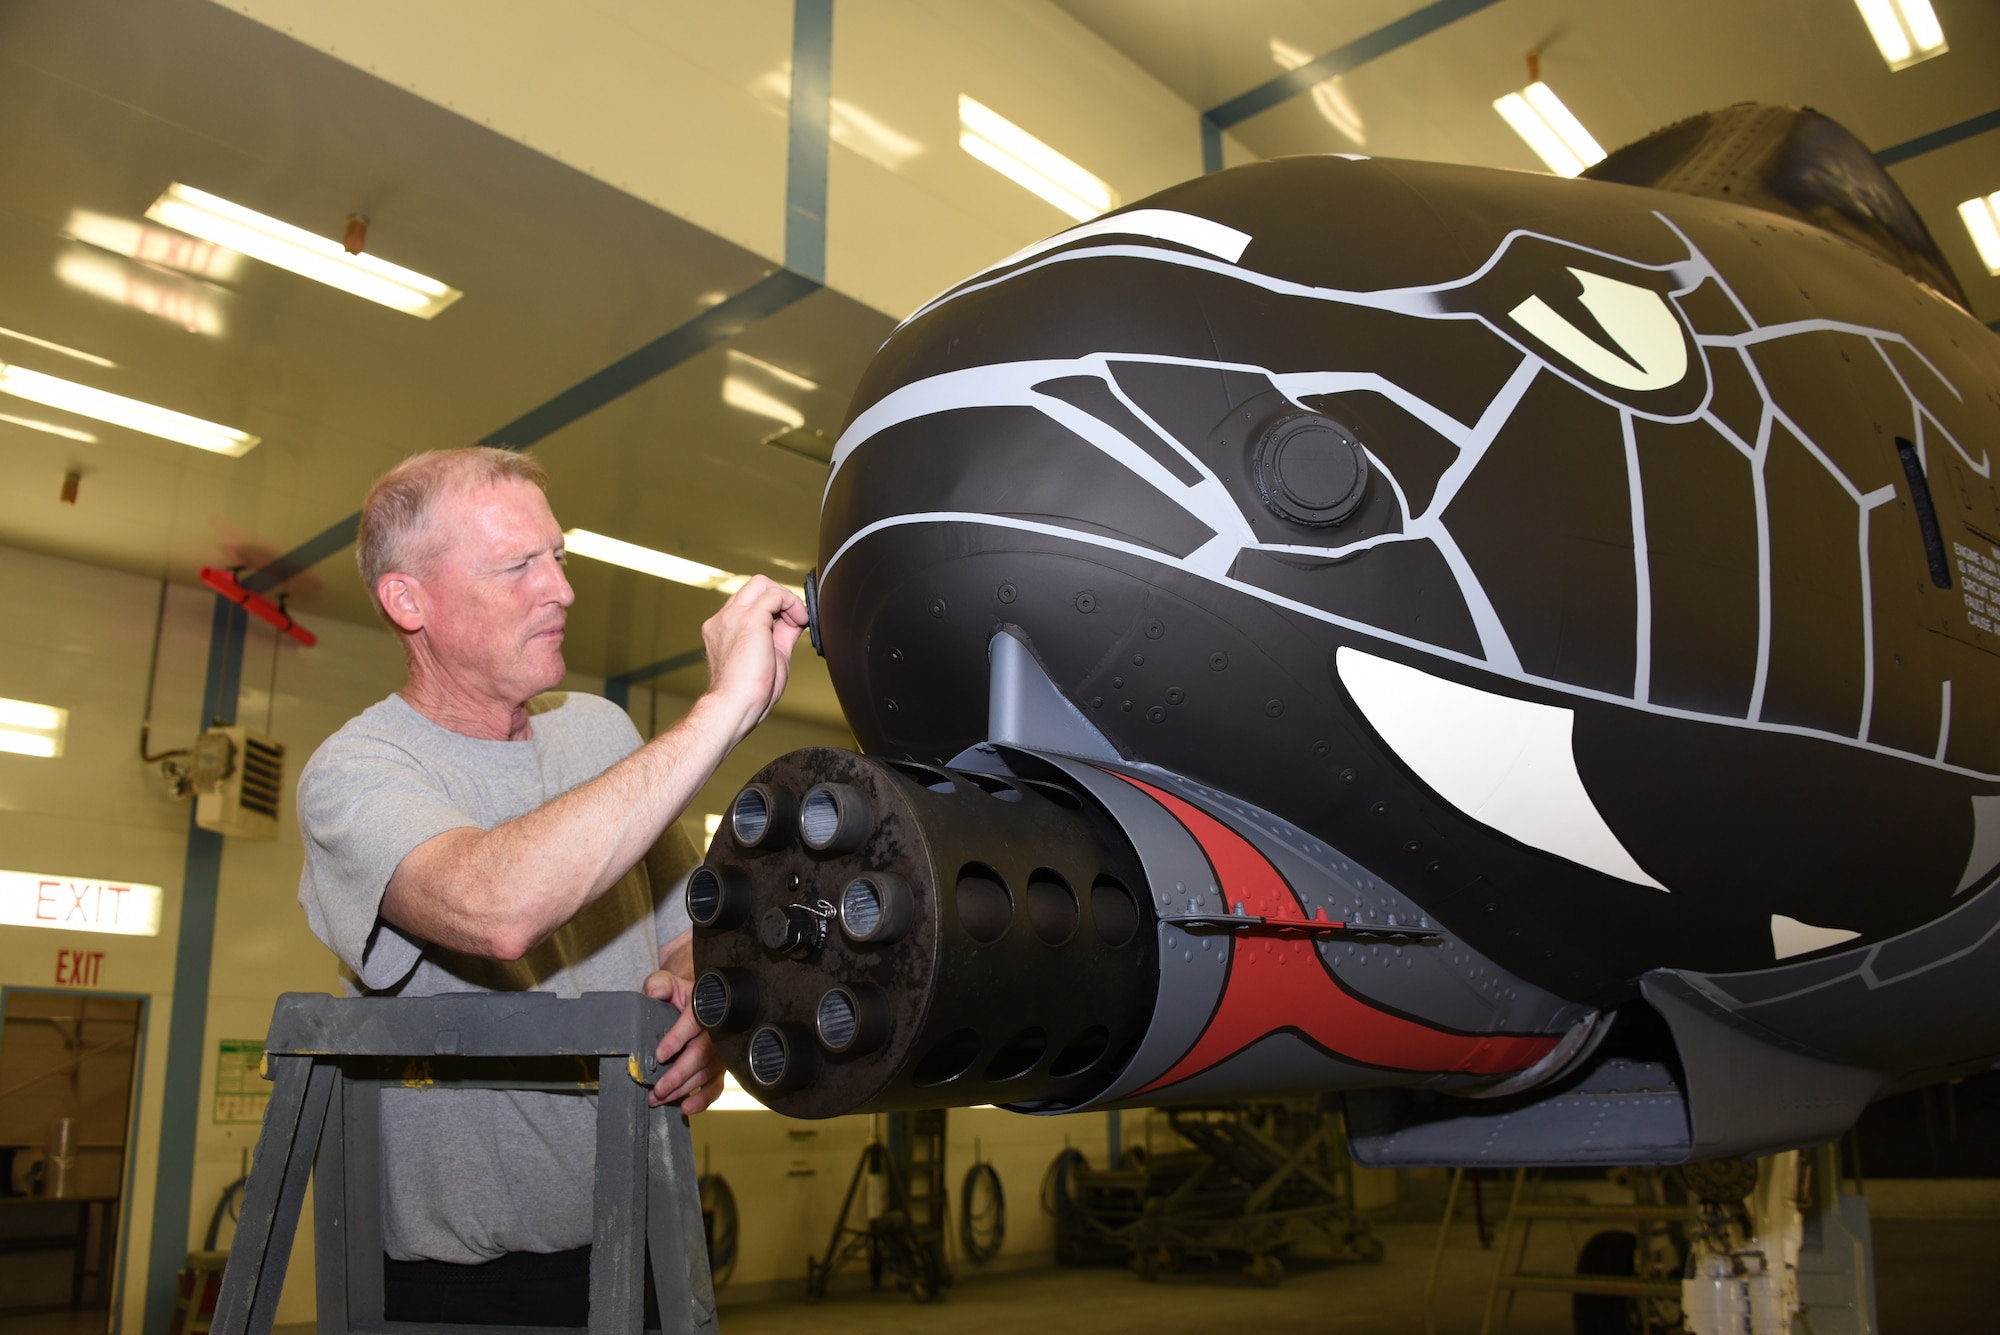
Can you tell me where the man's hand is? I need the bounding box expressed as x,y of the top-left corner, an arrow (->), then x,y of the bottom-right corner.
645,932 -> 727,1112
700,576 -> 809,746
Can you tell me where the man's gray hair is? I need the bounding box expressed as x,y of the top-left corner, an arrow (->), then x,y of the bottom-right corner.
357,447 -> 548,619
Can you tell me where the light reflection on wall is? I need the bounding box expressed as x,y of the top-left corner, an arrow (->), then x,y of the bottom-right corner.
55,246 -> 227,336
66,209 -> 243,280
750,67 -> 922,172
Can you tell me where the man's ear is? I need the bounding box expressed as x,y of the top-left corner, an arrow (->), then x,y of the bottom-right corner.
378,572 -> 426,633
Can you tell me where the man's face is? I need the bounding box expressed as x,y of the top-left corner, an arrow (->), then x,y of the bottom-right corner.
413,477 -> 574,704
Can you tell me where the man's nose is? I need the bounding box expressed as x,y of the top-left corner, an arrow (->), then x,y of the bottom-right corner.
545,558 -> 576,607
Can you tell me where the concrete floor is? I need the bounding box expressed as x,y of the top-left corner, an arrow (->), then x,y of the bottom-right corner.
0,1217 -> 1988,1334
721,1220 -> 1621,1335
717,1217 -> 2000,1335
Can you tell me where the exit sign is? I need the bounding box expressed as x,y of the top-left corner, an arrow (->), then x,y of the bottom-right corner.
0,869 -> 163,936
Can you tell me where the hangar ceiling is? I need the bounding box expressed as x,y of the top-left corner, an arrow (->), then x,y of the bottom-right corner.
1055,0 -> 1999,320
0,0 -> 1993,734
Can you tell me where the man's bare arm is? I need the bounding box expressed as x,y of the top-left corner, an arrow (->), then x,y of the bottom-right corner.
382,578 -> 806,959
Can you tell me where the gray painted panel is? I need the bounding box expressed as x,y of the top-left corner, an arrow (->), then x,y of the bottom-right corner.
1349,1058 -> 1691,1167
1642,974 -> 1884,1159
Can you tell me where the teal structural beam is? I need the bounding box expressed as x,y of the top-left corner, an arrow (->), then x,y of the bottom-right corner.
1201,115 -> 1224,175
786,0 -> 833,281
605,647 -> 707,712
1203,0 -> 1504,132
1875,107 -> 2000,167
144,594 -> 248,1335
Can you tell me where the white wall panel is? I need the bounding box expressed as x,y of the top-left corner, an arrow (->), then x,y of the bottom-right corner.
217,0 -> 794,267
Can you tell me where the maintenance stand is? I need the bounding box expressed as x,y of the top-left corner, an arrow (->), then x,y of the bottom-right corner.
209,991 -> 718,1335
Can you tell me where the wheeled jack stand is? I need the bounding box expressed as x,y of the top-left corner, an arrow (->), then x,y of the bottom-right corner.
209,992 -> 717,1335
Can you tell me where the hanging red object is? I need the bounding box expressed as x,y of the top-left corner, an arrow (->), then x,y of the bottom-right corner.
200,567 -> 318,646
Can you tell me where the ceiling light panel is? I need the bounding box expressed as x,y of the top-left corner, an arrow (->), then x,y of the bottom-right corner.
145,184 -> 462,318
0,326 -> 115,368
563,529 -> 803,602
722,377 -> 806,430
0,412 -> 95,443
959,95 -> 1115,222
1494,82 -> 1605,178
727,350 -> 818,392
1853,0 -> 1947,69
0,363 -> 258,456
0,696 -> 68,758
1960,192 -> 2000,276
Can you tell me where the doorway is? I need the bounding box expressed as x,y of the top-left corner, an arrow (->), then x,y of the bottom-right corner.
0,991 -> 145,1331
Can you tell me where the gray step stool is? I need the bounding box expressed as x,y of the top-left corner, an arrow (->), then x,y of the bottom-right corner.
211,992 -> 718,1335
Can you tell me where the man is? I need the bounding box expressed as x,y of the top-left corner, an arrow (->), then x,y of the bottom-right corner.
297,446 -> 806,1324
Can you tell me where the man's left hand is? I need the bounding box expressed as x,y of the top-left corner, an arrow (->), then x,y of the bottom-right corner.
644,962 -> 727,1113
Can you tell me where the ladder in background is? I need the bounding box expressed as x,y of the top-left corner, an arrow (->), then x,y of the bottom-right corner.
209,991 -> 716,1335
892,1109 -> 951,1272
1480,1168 -> 1686,1335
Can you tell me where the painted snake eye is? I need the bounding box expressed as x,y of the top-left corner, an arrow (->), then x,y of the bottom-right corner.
1510,266 -> 1688,392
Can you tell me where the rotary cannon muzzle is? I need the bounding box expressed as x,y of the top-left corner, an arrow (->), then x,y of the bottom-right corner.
691,747 -> 1159,1118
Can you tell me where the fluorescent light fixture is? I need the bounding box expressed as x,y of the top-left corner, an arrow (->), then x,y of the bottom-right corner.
1958,192 -> 2000,276
959,95 -> 1114,222
0,362 -> 258,456
0,697 -> 67,758
0,325 -> 115,368
0,412 -> 95,443
0,867 -> 163,936
66,208 -> 242,281
723,350 -> 816,431
1854,0 -> 1947,69
563,529 -> 804,602
722,377 -> 806,430
752,69 -> 923,172
145,184 -> 462,318
1494,82 -> 1606,178
565,528 -> 744,591
56,248 -> 226,336
1269,38 -> 1365,146
728,350 -> 818,392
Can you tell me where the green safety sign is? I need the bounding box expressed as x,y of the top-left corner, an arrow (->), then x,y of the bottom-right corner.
214,1038 -> 269,1123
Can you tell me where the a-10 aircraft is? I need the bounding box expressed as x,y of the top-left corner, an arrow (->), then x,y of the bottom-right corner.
689,105 -> 1998,1193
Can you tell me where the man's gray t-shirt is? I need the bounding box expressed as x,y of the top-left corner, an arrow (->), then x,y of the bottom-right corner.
296,691 -> 689,1264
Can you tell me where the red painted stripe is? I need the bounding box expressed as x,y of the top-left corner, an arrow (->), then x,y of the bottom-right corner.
1111,773 -> 1561,1095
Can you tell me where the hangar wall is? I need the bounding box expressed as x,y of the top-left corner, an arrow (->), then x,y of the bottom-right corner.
0,538 -> 875,1327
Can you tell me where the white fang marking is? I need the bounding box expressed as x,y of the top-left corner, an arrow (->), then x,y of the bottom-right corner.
1336,647 -> 1667,890
1509,268 -> 1687,391
1770,914 -> 1860,960
1958,793 -> 2000,894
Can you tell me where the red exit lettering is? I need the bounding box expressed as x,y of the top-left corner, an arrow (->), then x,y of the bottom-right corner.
35,879 -> 133,926
54,949 -> 105,987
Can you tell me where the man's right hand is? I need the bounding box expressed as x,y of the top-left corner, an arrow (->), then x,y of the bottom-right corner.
699,576 -> 809,744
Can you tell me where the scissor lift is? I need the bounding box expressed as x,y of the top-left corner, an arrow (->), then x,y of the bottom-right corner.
1054,1103 -> 1383,1285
